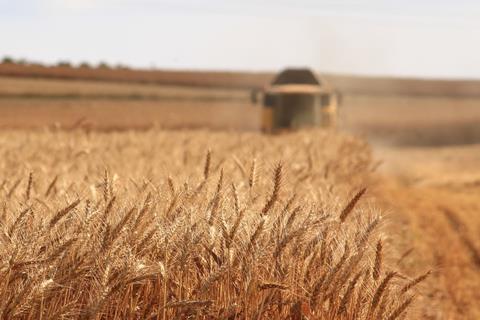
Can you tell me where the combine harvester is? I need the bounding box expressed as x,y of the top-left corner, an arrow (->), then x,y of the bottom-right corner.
252,68 -> 340,132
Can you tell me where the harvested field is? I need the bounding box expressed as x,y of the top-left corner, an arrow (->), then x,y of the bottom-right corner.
2,77 -> 480,147
0,64 -> 272,89
0,76 -> 248,100
372,145 -> 480,320
0,99 -> 260,130
342,95 -> 480,146
0,76 -> 255,130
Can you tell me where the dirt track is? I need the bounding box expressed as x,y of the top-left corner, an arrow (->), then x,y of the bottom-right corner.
372,144 -> 480,319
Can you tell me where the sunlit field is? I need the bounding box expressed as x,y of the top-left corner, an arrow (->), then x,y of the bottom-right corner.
0,129 -> 432,319
0,71 -> 479,319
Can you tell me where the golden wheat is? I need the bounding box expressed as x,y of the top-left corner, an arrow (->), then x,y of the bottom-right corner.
0,128 -> 423,319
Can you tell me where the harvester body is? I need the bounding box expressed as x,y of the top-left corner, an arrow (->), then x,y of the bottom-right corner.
254,69 -> 339,132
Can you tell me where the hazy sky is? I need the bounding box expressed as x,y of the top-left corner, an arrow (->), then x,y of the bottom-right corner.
1,0 -> 480,78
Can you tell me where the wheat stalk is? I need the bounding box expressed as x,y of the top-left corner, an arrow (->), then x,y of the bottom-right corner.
373,239 -> 383,280
339,187 -> 367,222
261,162 -> 282,215
401,270 -> 431,294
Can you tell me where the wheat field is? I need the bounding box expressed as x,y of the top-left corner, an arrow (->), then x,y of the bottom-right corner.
0,128 -> 429,319
2,74 -> 480,319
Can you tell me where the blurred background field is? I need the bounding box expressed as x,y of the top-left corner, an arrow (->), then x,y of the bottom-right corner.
1,66 -> 480,146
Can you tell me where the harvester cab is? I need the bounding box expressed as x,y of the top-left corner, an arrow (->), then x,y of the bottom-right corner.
251,68 -> 340,132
